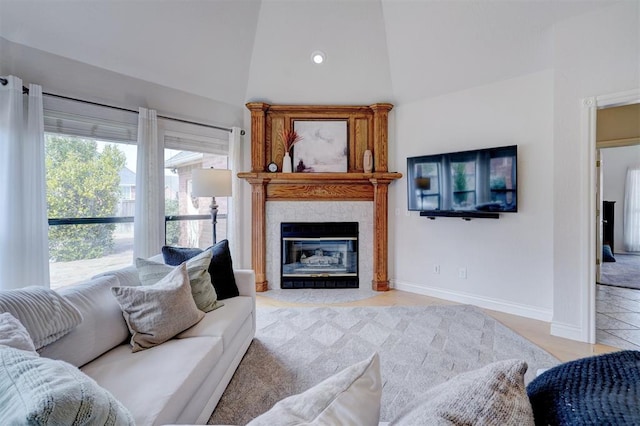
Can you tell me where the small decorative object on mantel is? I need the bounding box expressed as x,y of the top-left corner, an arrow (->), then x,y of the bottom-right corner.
363,149 -> 373,173
281,128 -> 303,173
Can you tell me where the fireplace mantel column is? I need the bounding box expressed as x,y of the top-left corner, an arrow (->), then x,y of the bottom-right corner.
248,177 -> 269,292
371,178 -> 392,291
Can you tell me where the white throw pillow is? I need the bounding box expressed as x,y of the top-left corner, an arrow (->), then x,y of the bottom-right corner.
0,286 -> 82,349
247,353 -> 382,426
0,312 -> 36,354
390,359 -> 535,426
111,263 -> 205,352
0,345 -> 134,425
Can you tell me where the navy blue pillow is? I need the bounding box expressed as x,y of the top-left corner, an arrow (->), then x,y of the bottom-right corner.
527,350 -> 640,426
162,240 -> 239,300
603,244 -> 616,262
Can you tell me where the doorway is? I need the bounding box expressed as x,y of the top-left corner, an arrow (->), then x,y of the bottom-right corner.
595,103 -> 640,350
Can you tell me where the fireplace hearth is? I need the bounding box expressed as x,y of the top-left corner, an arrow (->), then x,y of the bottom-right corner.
281,222 -> 358,289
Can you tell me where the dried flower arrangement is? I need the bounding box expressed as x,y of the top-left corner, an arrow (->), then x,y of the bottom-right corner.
281,128 -> 303,153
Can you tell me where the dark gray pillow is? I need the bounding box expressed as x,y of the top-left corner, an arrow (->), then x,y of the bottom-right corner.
162,239 -> 239,300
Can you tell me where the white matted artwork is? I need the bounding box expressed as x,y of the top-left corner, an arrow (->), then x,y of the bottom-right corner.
293,120 -> 348,172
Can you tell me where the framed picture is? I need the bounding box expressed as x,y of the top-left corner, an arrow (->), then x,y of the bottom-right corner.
293,120 -> 348,172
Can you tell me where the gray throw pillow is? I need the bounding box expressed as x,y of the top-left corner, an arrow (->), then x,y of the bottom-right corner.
390,359 -> 534,426
0,312 -> 36,354
248,353 -> 382,426
0,286 -> 82,349
0,345 -> 134,425
136,250 -> 222,312
112,263 -> 205,352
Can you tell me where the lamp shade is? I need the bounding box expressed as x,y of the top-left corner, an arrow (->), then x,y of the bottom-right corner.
191,168 -> 232,197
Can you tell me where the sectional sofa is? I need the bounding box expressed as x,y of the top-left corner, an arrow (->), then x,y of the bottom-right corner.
0,252 -> 256,426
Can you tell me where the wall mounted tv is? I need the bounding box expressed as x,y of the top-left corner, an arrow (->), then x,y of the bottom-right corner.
407,145 -> 517,219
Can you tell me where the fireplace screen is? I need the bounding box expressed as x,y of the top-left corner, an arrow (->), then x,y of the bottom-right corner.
281,222 -> 358,289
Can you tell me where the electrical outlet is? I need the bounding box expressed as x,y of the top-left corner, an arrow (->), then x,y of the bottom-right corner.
458,268 -> 467,279
434,265 -> 440,274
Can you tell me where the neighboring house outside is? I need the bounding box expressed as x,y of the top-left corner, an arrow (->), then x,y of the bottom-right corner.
164,151 -> 229,248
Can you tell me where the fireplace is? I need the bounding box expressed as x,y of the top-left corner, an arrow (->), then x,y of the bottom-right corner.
281,222 -> 358,289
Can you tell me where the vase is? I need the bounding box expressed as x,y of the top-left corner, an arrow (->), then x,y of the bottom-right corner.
363,149 -> 373,173
282,152 -> 292,173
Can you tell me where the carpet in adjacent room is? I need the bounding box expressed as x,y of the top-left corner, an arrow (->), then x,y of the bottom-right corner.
208,305 -> 559,425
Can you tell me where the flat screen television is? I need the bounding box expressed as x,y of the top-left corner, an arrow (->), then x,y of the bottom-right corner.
407,145 -> 517,217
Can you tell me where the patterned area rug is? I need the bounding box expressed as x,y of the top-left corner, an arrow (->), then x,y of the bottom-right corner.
208,305 -> 559,425
600,253 -> 640,290
260,288 -> 379,304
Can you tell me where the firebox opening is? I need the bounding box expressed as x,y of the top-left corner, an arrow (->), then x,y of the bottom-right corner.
281,222 -> 358,289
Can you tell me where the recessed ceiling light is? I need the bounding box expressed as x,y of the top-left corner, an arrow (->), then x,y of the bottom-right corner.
311,50 -> 325,65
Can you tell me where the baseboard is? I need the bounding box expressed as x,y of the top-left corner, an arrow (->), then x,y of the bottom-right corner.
550,321 -> 589,343
392,280 -> 553,322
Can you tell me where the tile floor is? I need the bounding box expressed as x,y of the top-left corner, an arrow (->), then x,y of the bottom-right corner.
596,284 -> 640,350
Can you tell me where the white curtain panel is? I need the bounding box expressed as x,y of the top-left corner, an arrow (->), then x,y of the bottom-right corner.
134,107 -> 164,259
0,77 -> 50,289
624,167 -> 640,252
227,127 -> 243,266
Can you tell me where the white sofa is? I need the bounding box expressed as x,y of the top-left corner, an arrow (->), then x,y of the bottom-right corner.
37,261 -> 256,426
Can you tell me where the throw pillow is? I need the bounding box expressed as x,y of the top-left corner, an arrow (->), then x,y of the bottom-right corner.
247,353 -> 382,426
112,263 -> 205,352
0,286 -> 83,349
0,345 -> 134,425
0,312 -> 36,354
137,250 -> 222,312
527,350 -> 640,425
390,359 -> 534,426
162,239 -> 239,300
603,244 -> 616,262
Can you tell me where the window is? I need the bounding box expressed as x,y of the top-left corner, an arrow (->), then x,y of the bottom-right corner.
450,160 -> 476,209
46,134 -> 137,289
164,149 -> 229,249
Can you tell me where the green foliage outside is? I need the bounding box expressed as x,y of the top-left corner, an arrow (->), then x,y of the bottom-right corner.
46,136 -> 126,261
452,163 -> 467,205
165,199 -> 180,246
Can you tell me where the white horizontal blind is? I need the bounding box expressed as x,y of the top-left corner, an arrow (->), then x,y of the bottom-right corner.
160,118 -> 230,155
43,97 -> 138,143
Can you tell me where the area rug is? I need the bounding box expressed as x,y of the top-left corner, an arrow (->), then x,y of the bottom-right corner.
600,253 -> 640,290
208,305 -> 559,425
260,288 -> 379,304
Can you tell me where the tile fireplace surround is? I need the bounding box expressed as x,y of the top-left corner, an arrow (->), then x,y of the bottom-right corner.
266,201 -> 373,290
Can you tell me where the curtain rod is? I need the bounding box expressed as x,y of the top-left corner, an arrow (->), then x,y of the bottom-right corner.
0,77 -> 243,135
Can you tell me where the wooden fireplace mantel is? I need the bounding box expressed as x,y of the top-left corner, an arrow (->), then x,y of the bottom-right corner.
238,102 -> 402,292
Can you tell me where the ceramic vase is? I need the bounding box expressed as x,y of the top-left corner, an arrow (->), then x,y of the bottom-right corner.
282,152 -> 292,173
363,149 -> 373,173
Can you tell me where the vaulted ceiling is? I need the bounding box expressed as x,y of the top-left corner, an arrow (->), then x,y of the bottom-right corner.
0,0 -> 615,107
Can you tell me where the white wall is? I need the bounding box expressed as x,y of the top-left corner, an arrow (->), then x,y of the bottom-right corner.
552,1 -> 640,341
602,145 -> 640,254
0,38 -> 244,128
390,70 -> 554,321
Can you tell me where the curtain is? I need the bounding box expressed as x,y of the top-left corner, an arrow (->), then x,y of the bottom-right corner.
227,127 -> 243,266
134,107 -> 164,259
624,167 -> 640,252
0,76 -> 50,289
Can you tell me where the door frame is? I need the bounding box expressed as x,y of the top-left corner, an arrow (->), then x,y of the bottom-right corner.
582,88 -> 640,344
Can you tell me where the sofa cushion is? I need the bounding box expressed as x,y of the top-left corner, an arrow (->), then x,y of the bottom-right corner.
112,263 -> 205,352
0,286 -> 82,349
137,250 -> 223,313
0,312 -> 36,353
39,275 -> 130,367
390,359 -> 534,426
177,296 -> 254,349
93,264 -> 141,287
162,239 -> 239,300
82,336 -> 223,426
0,345 -> 134,425
247,352 -> 382,426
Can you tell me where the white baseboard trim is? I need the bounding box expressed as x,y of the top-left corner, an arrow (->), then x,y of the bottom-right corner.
550,321 -> 588,343
392,280 -> 553,322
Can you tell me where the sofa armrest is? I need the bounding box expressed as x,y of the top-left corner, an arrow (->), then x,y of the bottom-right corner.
234,269 -> 256,299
